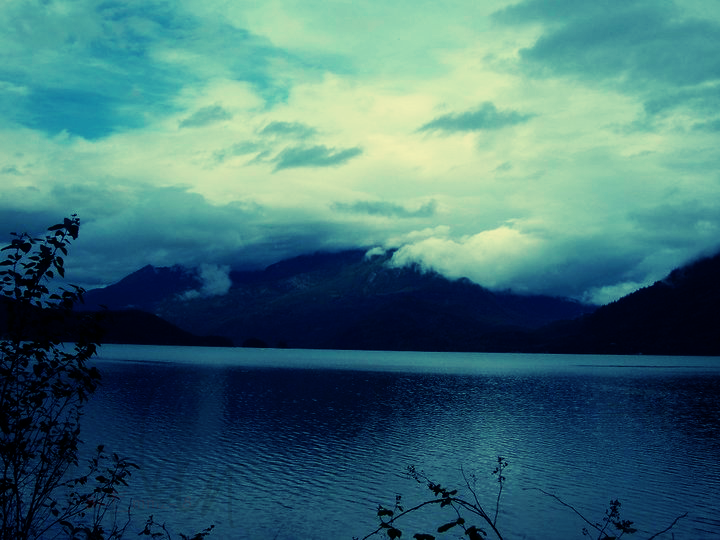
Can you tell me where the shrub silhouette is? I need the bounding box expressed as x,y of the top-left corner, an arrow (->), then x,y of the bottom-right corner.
0,216 -> 212,540
358,458 -> 688,540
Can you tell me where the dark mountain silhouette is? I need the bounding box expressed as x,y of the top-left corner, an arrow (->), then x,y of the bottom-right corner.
80,248 -> 720,354
91,310 -> 233,347
79,264 -> 201,312
534,251 -> 720,355
1,298 -> 231,347
82,250 -> 592,350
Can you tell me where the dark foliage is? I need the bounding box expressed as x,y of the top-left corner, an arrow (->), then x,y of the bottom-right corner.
359,459 -> 687,540
0,217 -> 212,539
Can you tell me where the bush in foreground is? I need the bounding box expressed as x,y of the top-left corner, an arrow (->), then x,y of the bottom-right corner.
0,216 -> 211,540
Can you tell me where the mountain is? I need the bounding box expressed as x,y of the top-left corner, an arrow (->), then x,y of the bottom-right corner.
535,251 -> 720,355
78,264 -> 201,312
89,310 -> 233,347
1,298 -> 232,347
82,250 -> 593,351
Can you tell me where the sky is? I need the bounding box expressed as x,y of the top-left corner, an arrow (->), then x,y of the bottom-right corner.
1,0 -> 720,304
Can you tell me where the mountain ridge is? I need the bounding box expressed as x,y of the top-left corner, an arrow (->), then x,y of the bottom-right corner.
79,248 -> 720,355
82,249 -> 593,350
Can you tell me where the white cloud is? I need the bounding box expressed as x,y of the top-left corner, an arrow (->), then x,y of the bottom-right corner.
388,226 -> 547,292
181,263 -> 232,299
582,281 -> 647,306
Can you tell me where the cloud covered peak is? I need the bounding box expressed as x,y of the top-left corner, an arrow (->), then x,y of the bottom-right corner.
181,264 -> 232,300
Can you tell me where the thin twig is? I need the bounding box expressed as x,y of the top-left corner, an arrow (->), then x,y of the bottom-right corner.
460,466 -> 486,516
359,499 -> 443,540
523,487 -> 600,532
646,512 -> 688,540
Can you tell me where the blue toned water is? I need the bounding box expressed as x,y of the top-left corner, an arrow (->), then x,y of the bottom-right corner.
79,346 -> 720,539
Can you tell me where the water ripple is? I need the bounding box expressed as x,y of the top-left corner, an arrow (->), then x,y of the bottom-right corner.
80,353 -> 720,539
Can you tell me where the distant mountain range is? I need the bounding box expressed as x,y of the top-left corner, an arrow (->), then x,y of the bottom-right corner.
78,248 -> 720,355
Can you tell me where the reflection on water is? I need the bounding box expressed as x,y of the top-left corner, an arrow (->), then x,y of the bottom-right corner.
79,346 -> 720,539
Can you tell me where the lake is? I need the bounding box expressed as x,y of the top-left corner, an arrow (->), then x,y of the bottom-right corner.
78,345 -> 720,539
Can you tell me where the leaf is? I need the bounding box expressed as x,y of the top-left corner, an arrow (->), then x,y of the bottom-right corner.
437,522 -> 458,533
378,506 -> 394,518
465,526 -> 486,540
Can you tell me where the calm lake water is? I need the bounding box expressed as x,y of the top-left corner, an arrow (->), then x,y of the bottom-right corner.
79,345 -> 720,539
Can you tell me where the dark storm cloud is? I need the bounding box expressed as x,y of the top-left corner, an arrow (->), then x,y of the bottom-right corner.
644,86 -> 720,116
0,2 -> 189,139
7,86 -> 153,140
332,200 -> 437,219
523,13 -> 720,85
179,105 -> 233,128
493,0 -> 720,118
629,201 -> 720,247
258,121 -> 317,138
0,0 -> 322,140
693,119 -> 720,132
273,145 -> 363,171
418,102 -> 534,133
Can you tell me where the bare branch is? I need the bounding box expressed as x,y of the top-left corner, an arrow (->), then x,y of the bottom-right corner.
646,512 -> 688,540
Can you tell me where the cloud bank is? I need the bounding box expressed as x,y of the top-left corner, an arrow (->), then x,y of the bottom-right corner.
1,0 -> 720,304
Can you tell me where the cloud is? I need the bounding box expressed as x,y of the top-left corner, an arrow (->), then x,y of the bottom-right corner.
0,179 -> 381,289
2,0 -> 720,307
492,0 -> 649,25
364,246 -> 386,259
492,0 -> 720,119
258,121 -> 317,138
213,141 -> 266,163
0,1 -> 191,139
388,226 -> 547,292
1,166 -> 21,175
0,0 -> 323,140
180,105 -> 233,128
582,281 -> 648,306
643,85 -> 720,117
332,200 -> 437,219
693,119 -> 720,132
181,263 -> 232,299
273,145 -> 362,171
384,224 -> 699,302
418,102 -> 534,133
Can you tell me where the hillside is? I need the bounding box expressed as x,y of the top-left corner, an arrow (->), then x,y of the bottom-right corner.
80,248 -> 720,354
1,298 -> 232,347
536,251 -> 720,355
83,250 -> 592,350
